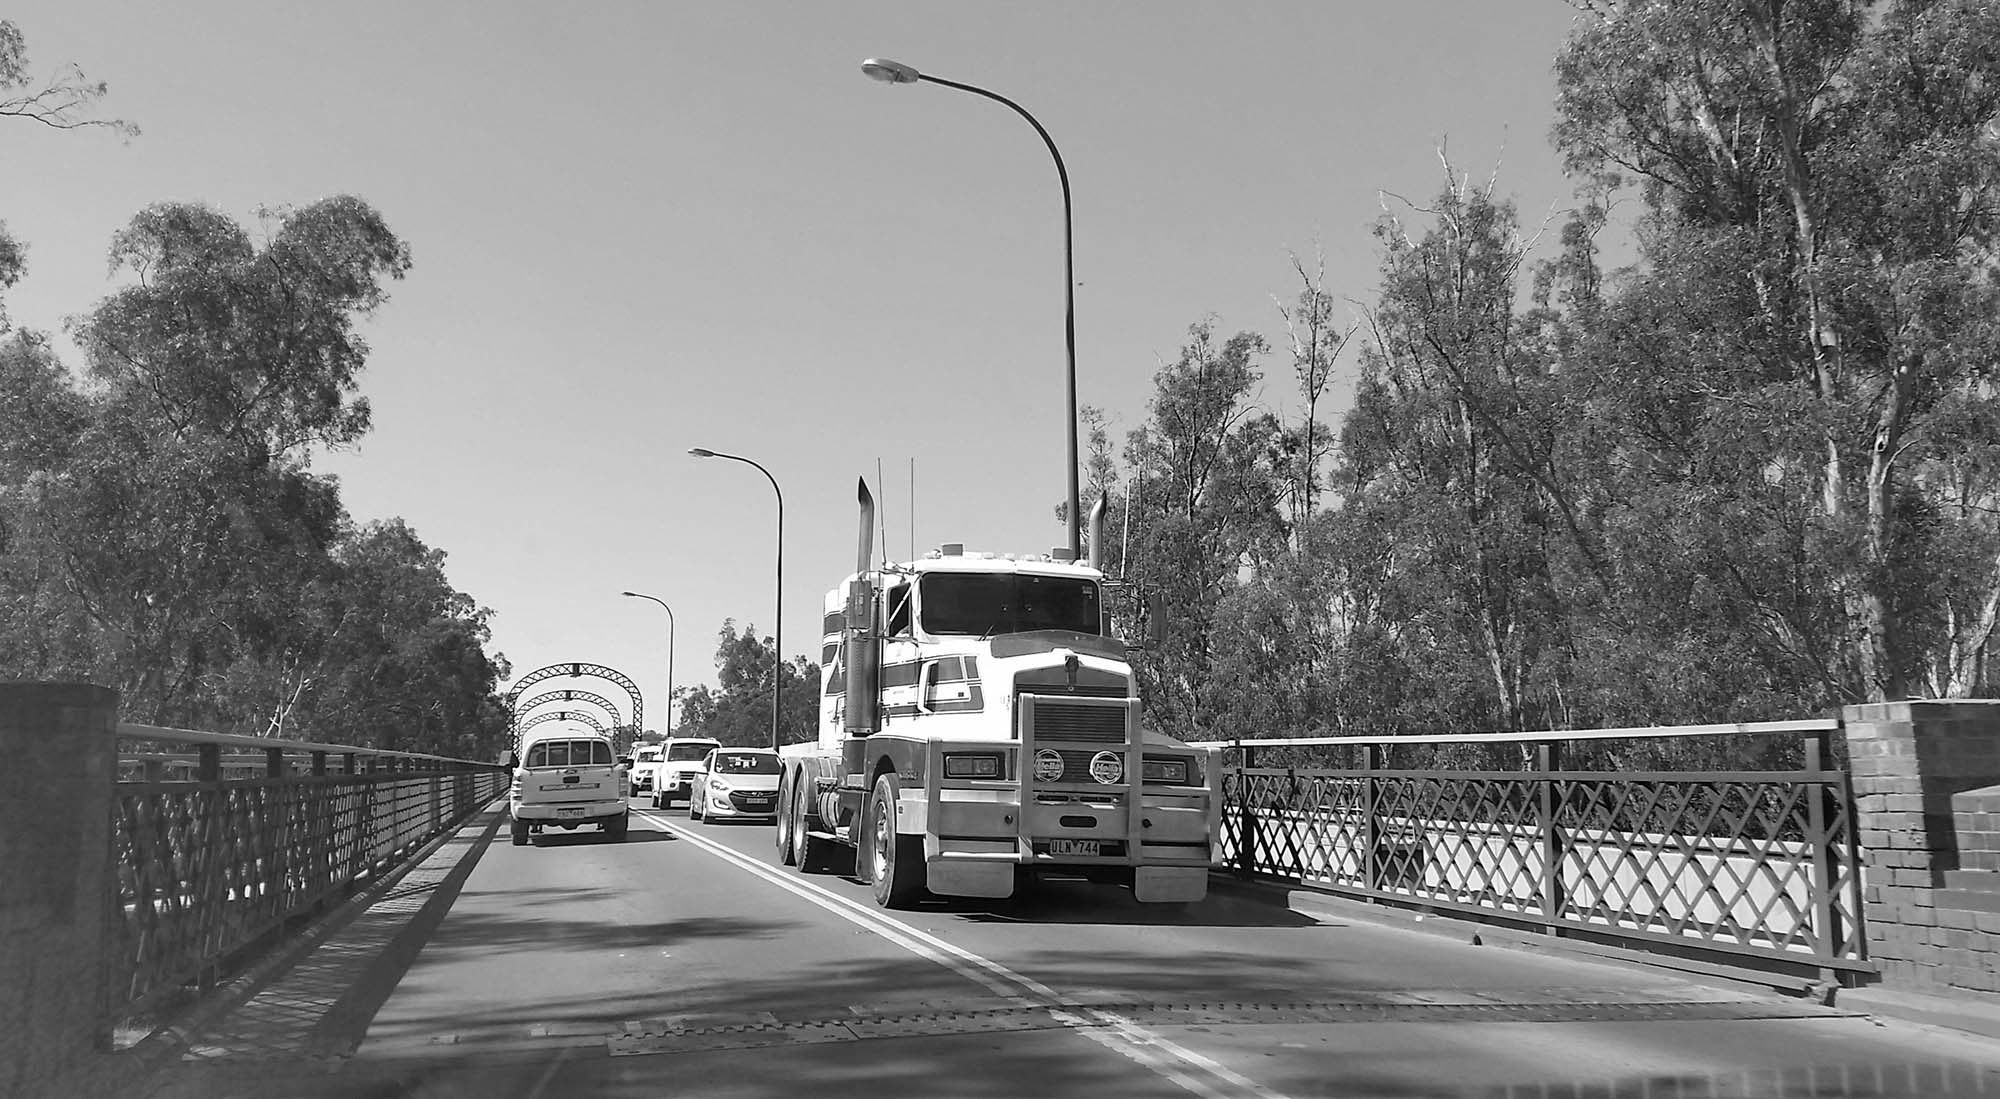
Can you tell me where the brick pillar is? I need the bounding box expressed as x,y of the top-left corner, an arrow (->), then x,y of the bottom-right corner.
0,683 -> 118,1095
1844,700 -> 2000,998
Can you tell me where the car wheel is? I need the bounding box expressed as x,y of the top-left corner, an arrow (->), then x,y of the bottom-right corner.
869,772 -> 924,908
510,816 -> 529,847
691,795 -> 704,821
606,811 -> 629,842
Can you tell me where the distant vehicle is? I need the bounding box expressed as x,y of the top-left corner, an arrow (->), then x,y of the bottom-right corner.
509,729 -> 629,845
629,744 -> 663,797
650,736 -> 722,809
689,747 -> 781,822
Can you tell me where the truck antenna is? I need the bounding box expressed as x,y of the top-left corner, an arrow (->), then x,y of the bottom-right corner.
876,458 -> 889,568
909,457 -> 916,564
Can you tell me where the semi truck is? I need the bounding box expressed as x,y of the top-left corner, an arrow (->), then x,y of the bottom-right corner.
774,481 -> 1220,908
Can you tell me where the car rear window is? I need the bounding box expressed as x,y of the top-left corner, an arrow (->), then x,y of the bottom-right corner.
712,752 -> 780,775
666,743 -> 717,762
525,740 -> 613,767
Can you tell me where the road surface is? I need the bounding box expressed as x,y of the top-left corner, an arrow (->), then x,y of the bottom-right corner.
138,799 -> 2000,1098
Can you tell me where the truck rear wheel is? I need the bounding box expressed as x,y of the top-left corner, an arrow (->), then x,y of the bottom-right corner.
775,771 -> 798,866
797,785 -> 842,874
605,811 -> 629,842
869,773 -> 925,909
510,816 -> 529,846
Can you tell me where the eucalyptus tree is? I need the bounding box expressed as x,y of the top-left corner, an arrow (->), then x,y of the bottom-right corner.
672,621 -> 818,747
1554,0 -> 2000,700
1116,321 -> 1287,740
29,198 -> 413,722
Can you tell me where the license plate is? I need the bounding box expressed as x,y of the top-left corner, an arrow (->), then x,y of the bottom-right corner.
1049,838 -> 1100,857
558,808 -> 584,819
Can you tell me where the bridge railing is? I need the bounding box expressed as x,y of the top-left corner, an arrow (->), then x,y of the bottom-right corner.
106,723 -> 507,1031
1205,720 -> 1866,980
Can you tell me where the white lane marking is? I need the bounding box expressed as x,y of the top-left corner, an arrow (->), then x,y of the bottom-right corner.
638,810 -> 1292,1099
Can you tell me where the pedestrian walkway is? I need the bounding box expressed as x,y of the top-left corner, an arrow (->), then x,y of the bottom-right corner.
135,804 -> 504,1096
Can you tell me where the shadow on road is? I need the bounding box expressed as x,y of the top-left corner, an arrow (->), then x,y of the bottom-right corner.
529,828 -> 676,847
813,874 -> 1328,929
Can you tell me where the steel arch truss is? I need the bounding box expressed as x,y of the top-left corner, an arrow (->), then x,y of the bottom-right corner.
508,663 -> 643,733
516,689 -> 623,728
518,710 -> 610,736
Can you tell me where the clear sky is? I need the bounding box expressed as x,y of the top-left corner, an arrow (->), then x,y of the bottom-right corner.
5,1 -> 1584,736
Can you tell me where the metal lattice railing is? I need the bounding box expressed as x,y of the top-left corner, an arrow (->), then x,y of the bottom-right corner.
106,724 -> 507,1027
1209,721 -> 1867,973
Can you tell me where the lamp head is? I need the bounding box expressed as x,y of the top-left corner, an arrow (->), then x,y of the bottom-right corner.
860,57 -> 921,85
620,591 -> 638,598
688,447 -> 715,458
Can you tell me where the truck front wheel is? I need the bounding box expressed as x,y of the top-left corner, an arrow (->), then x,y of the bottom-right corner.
869,773 -> 925,909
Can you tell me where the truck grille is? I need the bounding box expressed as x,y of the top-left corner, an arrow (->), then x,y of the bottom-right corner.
1032,701 -> 1126,743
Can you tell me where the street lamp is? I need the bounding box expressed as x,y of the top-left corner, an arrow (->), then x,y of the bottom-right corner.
688,447 -> 784,751
620,591 -> 676,740
860,56 -> 1082,561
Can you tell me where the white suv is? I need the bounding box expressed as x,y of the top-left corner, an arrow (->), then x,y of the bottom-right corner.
629,744 -> 663,797
649,737 -> 721,809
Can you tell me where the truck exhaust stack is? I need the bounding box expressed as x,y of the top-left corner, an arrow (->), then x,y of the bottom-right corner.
1087,491 -> 1109,571
843,478 -> 880,737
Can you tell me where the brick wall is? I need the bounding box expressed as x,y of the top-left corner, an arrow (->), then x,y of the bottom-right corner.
1844,701 -> 2000,999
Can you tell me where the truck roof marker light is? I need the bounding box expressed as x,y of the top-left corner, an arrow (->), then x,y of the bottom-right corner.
1051,547 -> 1076,563
940,543 -> 964,556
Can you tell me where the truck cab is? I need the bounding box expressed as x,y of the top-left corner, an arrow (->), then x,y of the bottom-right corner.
774,482 -> 1219,909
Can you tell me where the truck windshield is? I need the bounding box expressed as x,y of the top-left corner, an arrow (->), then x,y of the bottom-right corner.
918,573 -> 1101,636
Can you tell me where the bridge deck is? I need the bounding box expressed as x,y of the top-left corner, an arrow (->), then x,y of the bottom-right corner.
131,799 -> 2000,1099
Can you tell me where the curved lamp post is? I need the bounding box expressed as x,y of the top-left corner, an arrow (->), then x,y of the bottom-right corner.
620,591 -> 676,740
689,447 -> 784,751
860,56 -> 1081,561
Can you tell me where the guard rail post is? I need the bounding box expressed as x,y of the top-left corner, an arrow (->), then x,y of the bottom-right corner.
1234,744 -> 1259,879
1537,740 -> 1564,933
1362,743 -> 1380,893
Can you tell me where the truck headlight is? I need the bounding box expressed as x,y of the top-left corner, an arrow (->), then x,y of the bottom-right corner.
944,753 -> 1002,779
1142,756 -> 1190,785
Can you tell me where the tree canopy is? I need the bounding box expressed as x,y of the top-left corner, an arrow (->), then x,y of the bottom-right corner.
1092,0 -> 2000,752
0,192 -> 507,757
